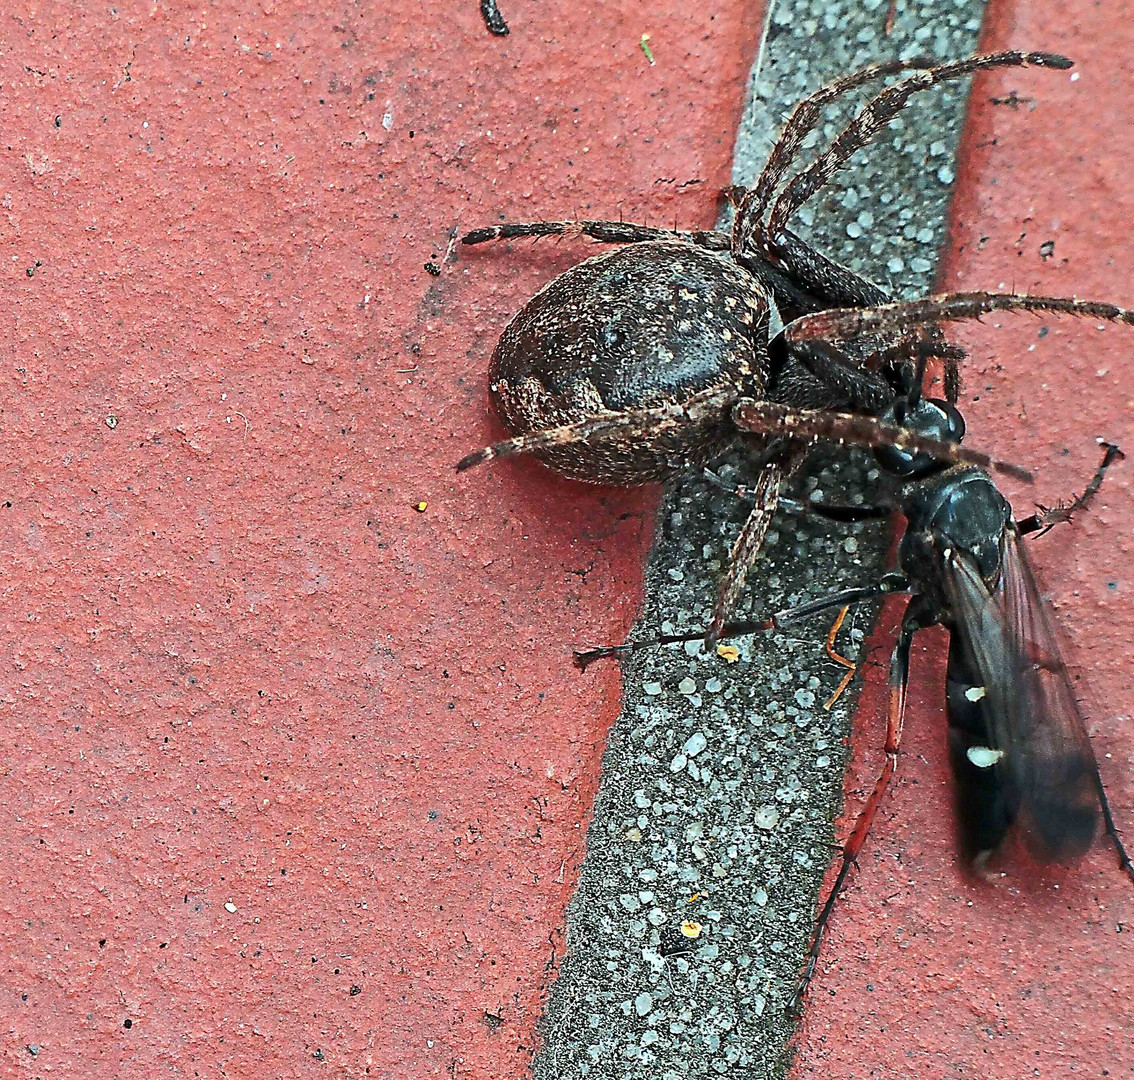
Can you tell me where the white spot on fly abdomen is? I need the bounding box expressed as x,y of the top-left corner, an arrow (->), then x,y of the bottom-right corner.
966,745 -> 1005,769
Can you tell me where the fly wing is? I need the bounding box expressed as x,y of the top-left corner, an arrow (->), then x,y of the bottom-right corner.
944,529 -> 1099,862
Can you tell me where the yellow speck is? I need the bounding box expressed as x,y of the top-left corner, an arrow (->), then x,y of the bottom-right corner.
625,826 -> 642,842
414,501 -> 428,512
716,644 -> 740,663
685,892 -> 701,903
680,920 -> 702,939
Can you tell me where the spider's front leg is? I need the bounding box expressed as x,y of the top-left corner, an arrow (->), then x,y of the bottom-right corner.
460,218 -> 730,251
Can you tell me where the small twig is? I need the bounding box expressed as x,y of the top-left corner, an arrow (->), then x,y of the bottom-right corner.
752,0 -> 776,89
884,0 -> 899,36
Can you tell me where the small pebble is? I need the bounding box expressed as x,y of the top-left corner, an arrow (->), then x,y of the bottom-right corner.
754,807 -> 780,830
683,731 -> 707,757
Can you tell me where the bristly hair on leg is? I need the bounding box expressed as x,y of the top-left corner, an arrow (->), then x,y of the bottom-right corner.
730,399 -> 1033,482
461,219 -> 731,250
784,291 -> 1134,346
456,387 -> 732,472
704,460 -> 786,643
766,51 -> 1072,237
735,55 -> 939,256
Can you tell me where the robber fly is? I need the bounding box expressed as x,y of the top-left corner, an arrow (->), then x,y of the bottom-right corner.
772,393 -> 1129,1009
576,354 -> 1132,1011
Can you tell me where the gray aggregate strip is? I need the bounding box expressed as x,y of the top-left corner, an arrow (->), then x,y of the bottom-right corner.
531,3 -> 990,1078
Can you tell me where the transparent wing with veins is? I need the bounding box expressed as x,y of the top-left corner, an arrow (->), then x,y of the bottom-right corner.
944,528 -> 1100,862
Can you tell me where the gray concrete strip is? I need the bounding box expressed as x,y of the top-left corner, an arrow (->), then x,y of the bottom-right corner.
531,2 -> 990,1078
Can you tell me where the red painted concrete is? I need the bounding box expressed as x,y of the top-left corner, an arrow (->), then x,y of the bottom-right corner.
0,2 -> 758,1077
793,6 -> 1134,1078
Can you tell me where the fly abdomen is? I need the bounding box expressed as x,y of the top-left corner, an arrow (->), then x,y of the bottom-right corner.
945,632 -> 1017,865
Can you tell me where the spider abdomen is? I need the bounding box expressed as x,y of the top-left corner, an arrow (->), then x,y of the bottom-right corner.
488,239 -> 772,483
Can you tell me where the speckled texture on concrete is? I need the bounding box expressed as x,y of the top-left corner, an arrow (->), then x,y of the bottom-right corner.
532,3 -> 992,1077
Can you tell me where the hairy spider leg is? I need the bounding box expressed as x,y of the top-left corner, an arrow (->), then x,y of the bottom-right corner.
785,290 -> 1134,347
705,456 -> 793,643
730,399 -> 1033,482
749,228 -> 892,310
782,287 -> 1134,412
455,386 -> 732,473
459,218 -> 893,346
736,56 -> 940,255
767,51 -> 1072,238
760,50 -> 1071,401
461,219 -> 731,250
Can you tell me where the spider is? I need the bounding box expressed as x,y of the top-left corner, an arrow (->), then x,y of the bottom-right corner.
457,49 -> 1134,640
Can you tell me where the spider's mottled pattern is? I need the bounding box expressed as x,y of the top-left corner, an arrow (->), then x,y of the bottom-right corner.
458,50 -> 1134,640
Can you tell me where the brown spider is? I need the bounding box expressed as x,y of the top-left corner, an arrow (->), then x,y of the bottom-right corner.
457,50 -> 1134,640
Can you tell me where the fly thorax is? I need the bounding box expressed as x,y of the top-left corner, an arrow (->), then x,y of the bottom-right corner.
901,469 -> 1012,582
